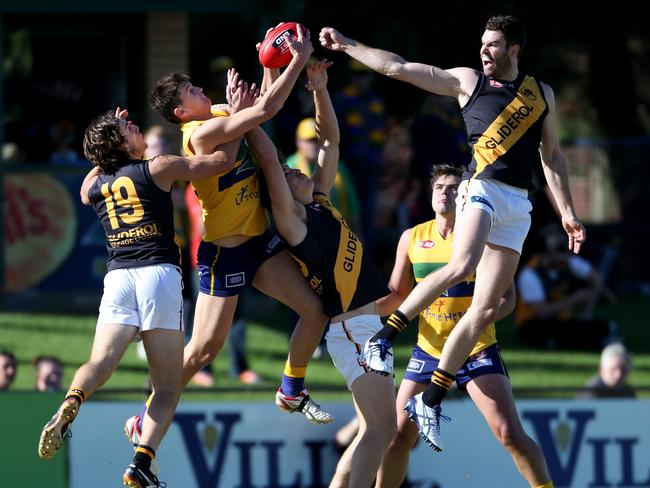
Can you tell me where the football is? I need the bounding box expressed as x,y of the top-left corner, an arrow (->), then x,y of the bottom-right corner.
258,22 -> 298,69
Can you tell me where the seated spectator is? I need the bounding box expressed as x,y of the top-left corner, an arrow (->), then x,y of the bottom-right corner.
0,351 -> 18,391
33,355 -> 63,392
579,342 -> 636,399
515,225 -> 616,350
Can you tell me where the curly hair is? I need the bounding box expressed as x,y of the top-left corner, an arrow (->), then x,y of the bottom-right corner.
485,15 -> 527,57
150,72 -> 190,124
82,111 -> 128,174
429,164 -> 463,187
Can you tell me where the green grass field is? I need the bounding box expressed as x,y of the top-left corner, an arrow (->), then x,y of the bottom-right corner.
1,293 -> 648,400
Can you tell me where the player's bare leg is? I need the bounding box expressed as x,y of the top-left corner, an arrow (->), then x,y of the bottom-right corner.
467,374 -> 551,486
39,324 -> 136,459
438,244 -> 520,374
182,293 -> 238,386
376,379 -> 427,488
345,373 -> 396,487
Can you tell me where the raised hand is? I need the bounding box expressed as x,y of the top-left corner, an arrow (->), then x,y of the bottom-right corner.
115,107 -> 129,120
319,27 -> 351,52
285,23 -> 314,62
306,59 -> 334,92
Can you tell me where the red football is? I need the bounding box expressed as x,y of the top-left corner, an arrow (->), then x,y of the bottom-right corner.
258,22 -> 298,69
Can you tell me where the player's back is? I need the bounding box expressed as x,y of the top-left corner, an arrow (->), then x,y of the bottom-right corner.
88,159 -> 180,271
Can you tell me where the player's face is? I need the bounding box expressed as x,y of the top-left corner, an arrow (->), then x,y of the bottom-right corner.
178,82 -> 212,115
283,165 -> 314,202
480,30 -> 513,78
431,174 -> 460,216
117,118 -> 147,158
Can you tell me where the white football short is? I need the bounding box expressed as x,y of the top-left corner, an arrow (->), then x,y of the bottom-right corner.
326,314 -> 389,390
457,178 -> 532,254
97,264 -> 184,333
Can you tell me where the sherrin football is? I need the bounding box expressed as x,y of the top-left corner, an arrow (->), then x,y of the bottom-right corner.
258,22 -> 298,69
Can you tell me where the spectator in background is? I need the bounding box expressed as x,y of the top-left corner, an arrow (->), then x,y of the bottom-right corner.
143,125 -> 172,159
0,351 -> 18,391
287,117 -> 361,232
515,224 -> 616,350
334,58 -> 387,251
33,355 -> 63,392
579,342 -> 636,399
49,119 -> 82,165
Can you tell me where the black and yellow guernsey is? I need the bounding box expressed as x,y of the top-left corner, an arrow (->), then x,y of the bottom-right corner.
89,159 -> 180,271
462,72 -> 549,190
289,193 -> 389,318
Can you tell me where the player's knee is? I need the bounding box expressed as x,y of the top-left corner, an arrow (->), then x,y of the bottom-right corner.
187,340 -> 224,369
470,305 -> 499,326
494,420 -> 524,451
448,256 -> 478,282
365,423 -> 395,449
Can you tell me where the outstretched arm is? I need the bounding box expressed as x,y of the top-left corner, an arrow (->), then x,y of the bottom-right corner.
319,27 -> 477,102
307,59 -> 339,194
191,24 -> 314,154
538,84 -> 586,254
245,127 -> 307,246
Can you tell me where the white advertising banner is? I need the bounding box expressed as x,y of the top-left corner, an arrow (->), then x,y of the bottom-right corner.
70,399 -> 650,488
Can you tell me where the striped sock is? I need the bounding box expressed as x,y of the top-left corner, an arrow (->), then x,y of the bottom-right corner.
65,387 -> 86,405
281,361 -> 307,397
374,310 -> 410,342
387,310 -> 409,333
422,368 -> 455,407
133,444 -> 155,471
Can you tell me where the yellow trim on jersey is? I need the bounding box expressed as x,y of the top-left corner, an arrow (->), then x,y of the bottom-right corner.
472,76 -> 546,178
408,220 -> 496,357
180,106 -> 268,242
314,194 -> 363,313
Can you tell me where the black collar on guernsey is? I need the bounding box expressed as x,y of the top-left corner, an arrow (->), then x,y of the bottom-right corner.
488,72 -> 524,89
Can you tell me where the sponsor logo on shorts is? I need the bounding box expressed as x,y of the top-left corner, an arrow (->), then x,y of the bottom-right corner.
407,358 -> 425,373
356,353 -> 367,368
418,240 -> 435,248
470,195 -> 495,212
467,358 -> 493,371
225,272 -> 245,288
266,235 -> 281,253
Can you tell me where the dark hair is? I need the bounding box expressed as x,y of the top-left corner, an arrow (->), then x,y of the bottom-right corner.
82,111 -> 128,174
150,72 -> 190,124
1,351 -> 16,365
485,15 -> 527,57
429,164 -> 463,187
32,355 -> 62,369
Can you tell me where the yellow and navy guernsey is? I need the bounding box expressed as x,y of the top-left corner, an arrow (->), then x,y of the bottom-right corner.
89,160 -> 180,271
408,220 -> 496,358
289,192 -> 389,318
180,107 -> 269,241
462,72 -> 549,190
